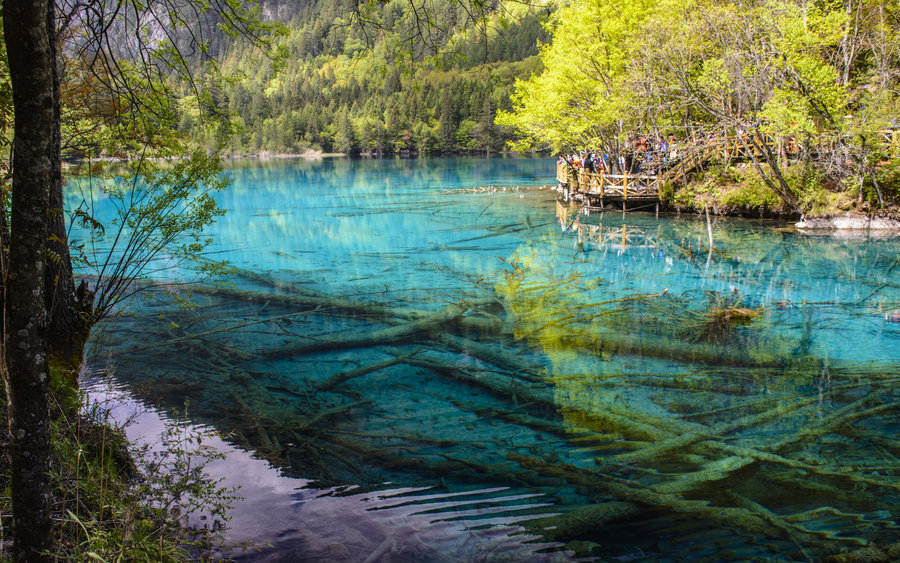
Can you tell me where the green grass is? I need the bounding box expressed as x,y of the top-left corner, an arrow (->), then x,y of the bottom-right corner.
0,369 -> 244,561
665,163 -> 870,218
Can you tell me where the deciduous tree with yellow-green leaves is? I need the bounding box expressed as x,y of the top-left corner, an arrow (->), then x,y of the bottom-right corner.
499,0 -> 900,214
498,0 -> 659,156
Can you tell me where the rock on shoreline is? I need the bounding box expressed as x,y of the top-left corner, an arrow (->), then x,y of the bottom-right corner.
796,214 -> 900,231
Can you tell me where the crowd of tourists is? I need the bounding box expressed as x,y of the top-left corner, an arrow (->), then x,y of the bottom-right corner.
558,135 -> 684,176
558,129 -> 742,176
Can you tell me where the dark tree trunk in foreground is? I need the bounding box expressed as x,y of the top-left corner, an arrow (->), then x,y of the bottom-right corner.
3,0 -> 57,559
45,5 -> 92,377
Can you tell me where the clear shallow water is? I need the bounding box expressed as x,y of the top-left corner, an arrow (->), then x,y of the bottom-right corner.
76,157 -> 900,561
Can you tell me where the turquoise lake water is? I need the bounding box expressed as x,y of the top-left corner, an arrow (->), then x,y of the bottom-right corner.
74,157 -> 900,561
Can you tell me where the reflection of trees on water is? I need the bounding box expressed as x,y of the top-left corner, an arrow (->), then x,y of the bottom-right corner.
495,226 -> 900,559
88,210 -> 900,560
220,156 -> 551,195
75,158 -> 900,560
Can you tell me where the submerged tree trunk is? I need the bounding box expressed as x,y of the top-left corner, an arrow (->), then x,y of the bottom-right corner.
2,0 -> 56,559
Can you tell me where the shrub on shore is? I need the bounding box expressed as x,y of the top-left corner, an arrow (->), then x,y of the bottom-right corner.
0,369 -> 241,561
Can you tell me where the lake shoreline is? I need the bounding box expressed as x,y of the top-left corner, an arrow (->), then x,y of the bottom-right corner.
795,214 -> 900,231
551,184 -> 900,232
72,157 -> 900,561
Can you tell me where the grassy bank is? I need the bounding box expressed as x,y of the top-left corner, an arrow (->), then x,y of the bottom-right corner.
661,161 -> 900,221
0,369 -> 240,561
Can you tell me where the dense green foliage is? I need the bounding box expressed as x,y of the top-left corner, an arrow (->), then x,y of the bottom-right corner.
498,0 -> 900,212
179,0 -> 550,155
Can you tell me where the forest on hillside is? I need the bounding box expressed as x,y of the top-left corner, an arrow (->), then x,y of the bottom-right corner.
175,0 -> 550,155
164,0 -> 900,216
5,0 -> 900,560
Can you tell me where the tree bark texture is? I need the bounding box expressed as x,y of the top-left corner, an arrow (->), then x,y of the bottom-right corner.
3,0 -> 57,559
45,3 -> 92,377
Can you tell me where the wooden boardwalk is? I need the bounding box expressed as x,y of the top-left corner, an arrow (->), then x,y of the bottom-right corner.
557,130 -> 900,206
557,166 -> 660,201
556,136 -> 773,203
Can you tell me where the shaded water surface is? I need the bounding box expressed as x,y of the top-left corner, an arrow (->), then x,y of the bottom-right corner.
78,157 -> 900,561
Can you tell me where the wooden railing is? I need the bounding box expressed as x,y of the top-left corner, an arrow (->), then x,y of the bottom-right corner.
557,130 -> 900,199
585,172 -> 659,199
556,163 -> 659,200
557,161 -> 576,186
658,142 -> 726,185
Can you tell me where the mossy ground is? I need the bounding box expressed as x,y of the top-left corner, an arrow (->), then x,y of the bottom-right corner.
662,162 -> 900,220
